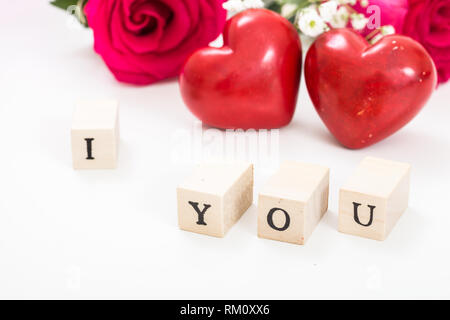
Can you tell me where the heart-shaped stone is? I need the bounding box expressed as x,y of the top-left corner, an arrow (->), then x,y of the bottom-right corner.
305,29 -> 437,149
179,9 -> 302,129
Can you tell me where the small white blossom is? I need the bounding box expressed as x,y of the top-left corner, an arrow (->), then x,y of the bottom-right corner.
223,0 -> 245,14
223,0 -> 264,16
319,0 -> 339,23
281,3 -> 299,18
297,6 -> 329,37
243,0 -> 264,9
360,0 -> 369,8
350,13 -> 369,30
380,25 -> 396,36
329,6 -> 349,28
338,0 -> 357,5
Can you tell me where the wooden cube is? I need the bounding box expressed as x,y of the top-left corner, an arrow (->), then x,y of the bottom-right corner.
177,162 -> 253,237
257,161 -> 329,245
339,157 -> 411,241
71,100 -> 119,169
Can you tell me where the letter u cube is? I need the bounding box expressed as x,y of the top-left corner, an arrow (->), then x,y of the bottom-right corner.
339,157 -> 411,241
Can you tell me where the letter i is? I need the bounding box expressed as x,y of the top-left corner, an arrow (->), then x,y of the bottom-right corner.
85,138 -> 95,160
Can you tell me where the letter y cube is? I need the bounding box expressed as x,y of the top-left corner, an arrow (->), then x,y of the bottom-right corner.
177,163 -> 253,237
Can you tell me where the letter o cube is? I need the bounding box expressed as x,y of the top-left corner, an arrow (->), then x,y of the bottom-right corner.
177,163 -> 253,237
258,161 -> 329,245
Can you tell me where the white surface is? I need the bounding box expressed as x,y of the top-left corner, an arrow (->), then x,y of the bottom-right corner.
72,99 -> 118,130
1,2 -> 449,299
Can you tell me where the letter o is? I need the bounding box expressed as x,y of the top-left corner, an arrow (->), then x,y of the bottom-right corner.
267,208 -> 290,231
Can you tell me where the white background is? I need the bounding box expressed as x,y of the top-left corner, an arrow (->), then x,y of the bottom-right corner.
1,2 -> 449,299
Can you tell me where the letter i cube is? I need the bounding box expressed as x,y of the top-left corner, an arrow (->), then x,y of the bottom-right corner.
258,161 -> 329,245
177,163 -> 253,237
339,157 -> 411,241
71,100 -> 119,169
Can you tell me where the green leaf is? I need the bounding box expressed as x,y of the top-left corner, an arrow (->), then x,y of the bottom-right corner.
50,0 -> 79,11
266,2 -> 282,13
50,0 -> 89,27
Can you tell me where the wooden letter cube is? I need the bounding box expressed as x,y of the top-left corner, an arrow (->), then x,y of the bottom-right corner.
258,161 -> 329,245
177,163 -> 253,237
71,100 -> 119,169
339,157 -> 411,241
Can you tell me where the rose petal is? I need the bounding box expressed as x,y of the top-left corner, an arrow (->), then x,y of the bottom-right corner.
84,0 -> 227,85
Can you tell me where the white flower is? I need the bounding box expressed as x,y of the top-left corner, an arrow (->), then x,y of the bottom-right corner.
297,6 -> 329,37
223,0 -> 264,16
223,0 -> 245,14
380,25 -> 396,36
360,0 -> 369,8
281,3 -> 299,18
350,13 -> 369,30
337,0 -> 357,5
329,6 -> 349,28
319,0 -> 338,23
243,0 -> 264,9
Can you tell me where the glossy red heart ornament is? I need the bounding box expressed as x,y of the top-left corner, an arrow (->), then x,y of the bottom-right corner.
305,29 -> 437,149
179,9 -> 302,129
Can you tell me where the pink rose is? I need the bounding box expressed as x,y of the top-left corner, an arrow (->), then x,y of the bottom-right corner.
403,0 -> 450,84
84,0 -> 227,85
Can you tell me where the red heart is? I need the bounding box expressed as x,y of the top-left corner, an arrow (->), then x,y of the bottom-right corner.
305,29 -> 437,149
179,9 -> 302,129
